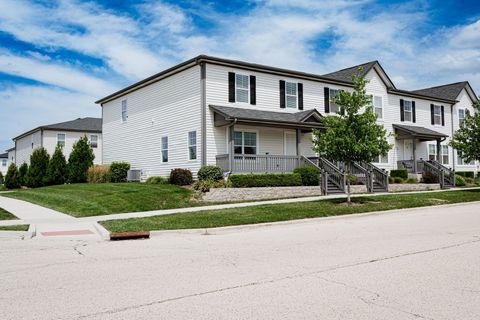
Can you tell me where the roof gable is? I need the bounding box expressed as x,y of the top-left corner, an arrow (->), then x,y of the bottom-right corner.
322,61 -> 396,89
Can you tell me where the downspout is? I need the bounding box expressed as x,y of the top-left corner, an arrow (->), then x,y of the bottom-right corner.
450,105 -> 455,171
200,62 -> 207,167
227,118 -> 238,174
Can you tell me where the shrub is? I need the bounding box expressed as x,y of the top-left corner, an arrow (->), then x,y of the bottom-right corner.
18,163 -> 28,186
406,177 -> 418,184
421,172 -> 438,184
293,166 -> 320,186
146,176 -> 169,184
170,168 -> 193,185
229,173 -> 302,188
87,165 -> 111,183
456,171 -> 475,179
68,136 -> 95,183
44,146 -> 67,186
108,162 -> 131,182
390,169 -> 408,180
455,175 -> 466,187
388,176 -> 394,184
393,177 -> 404,184
25,147 -> 50,188
197,165 -> 224,181
4,163 -> 20,189
193,179 -> 230,193
464,177 -> 475,185
348,175 -> 358,185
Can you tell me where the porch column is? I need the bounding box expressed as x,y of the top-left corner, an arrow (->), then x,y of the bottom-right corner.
436,139 -> 441,162
412,138 -> 417,173
228,124 -> 235,172
295,129 -> 300,156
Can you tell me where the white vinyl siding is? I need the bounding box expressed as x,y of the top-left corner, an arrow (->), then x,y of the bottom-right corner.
56,133 -> 66,147
121,100 -> 128,122
161,136 -> 168,163
235,74 -> 249,103
188,131 -> 197,160
403,100 -> 412,122
286,82 -> 297,109
373,153 -> 388,164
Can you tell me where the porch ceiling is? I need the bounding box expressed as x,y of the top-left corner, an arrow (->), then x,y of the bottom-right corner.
210,105 -> 324,129
393,124 -> 448,141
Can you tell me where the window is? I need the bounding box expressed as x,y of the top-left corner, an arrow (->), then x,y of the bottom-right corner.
373,96 -> 383,119
235,74 -> 249,103
442,145 -> 449,165
403,100 -> 412,122
433,104 -> 441,125
457,151 -> 474,165
234,131 -> 257,155
373,153 -> 388,164
329,89 -> 340,113
57,133 -> 66,147
459,109 -> 465,126
428,144 -> 437,161
1,159 -> 6,167
188,131 -> 197,160
286,82 -> 297,108
121,99 -> 128,122
90,135 -> 98,148
161,136 -> 168,162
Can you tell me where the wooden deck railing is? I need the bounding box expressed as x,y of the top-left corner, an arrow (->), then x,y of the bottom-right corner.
216,154 -> 301,173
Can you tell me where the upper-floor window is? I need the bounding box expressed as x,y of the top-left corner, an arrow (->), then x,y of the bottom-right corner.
1,159 -> 6,167
458,109 -> 465,126
329,89 -> 340,113
442,145 -> 449,165
235,74 -> 249,103
57,133 -> 66,148
234,131 -> 257,155
188,131 -> 197,160
286,82 -> 297,109
373,96 -> 383,119
403,100 -> 413,122
433,104 -> 442,125
90,135 -> 98,148
161,136 -> 168,163
121,99 -> 128,122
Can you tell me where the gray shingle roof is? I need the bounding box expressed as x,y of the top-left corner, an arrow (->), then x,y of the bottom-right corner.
0,153 -> 7,158
411,82 -> 468,101
393,124 -> 447,138
322,61 -> 378,83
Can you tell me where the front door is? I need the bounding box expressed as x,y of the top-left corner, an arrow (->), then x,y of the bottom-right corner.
404,140 -> 414,160
284,132 -> 297,156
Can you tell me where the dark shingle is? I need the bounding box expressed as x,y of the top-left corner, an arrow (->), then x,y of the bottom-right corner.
0,153 -> 7,158
393,124 -> 447,138
411,82 -> 468,101
322,61 -> 378,83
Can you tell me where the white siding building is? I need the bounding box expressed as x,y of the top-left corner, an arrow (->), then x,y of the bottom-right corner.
0,152 -> 8,176
97,55 -> 479,180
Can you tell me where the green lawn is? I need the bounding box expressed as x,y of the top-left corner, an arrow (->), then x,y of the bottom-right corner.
0,207 -> 18,220
1,183 -> 198,218
0,225 -> 29,231
101,189 -> 480,233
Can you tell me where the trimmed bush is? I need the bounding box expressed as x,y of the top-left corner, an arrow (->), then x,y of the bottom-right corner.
68,136 -> 95,183
146,176 -> 169,184
108,162 -> 131,182
406,177 -> 418,184
170,168 -> 193,185
25,147 -> 50,188
198,165 -> 224,181
456,171 -> 475,179
18,163 -> 28,186
421,172 -> 438,184
193,179 -> 230,193
293,166 -> 320,186
87,165 -> 111,183
393,177 -> 404,184
229,173 -> 302,188
464,177 -> 475,185
390,169 -> 408,180
4,163 -> 20,189
455,175 -> 466,187
348,175 -> 358,185
44,146 -> 67,186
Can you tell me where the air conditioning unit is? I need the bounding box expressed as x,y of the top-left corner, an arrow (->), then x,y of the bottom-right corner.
127,169 -> 142,182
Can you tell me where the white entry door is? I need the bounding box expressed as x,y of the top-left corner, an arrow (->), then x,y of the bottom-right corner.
284,132 -> 297,155
404,140 -> 414,160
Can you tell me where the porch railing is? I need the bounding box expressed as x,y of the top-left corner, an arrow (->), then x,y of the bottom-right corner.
360,161 -> 389,192
397,160 -> 424,174
216,154 -> 301,174
425,159 -> 455,188
216,154 -> 230,172
318,158 -> 347,195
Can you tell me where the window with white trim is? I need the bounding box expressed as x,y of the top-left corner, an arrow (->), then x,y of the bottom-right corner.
373,153 -> 388,164
433,104 -> 441,125
235,74 -> 249,103
1,159 -> 6,167
57,133 -> 66,148
442,145 -> 449,165
161,136 -> 168,163
428,144 -> 436,161
403,100 -> 412,122
373,96 -> 383,119
286,82 -> 297,109
90,135 -> 98,148
329,89 -> 340,113
188,131 -> 197,160
458,109 -> 465,126
234,131 -> 257,155
121,99 -> 128,122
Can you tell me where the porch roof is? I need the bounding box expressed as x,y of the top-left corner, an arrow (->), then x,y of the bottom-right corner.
210,105 -> 324,129
393,124 -> 448,141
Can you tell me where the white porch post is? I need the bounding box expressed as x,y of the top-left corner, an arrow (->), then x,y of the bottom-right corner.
228,124 -> 235,173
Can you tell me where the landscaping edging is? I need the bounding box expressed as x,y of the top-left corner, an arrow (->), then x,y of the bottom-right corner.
202,184 -> 441,202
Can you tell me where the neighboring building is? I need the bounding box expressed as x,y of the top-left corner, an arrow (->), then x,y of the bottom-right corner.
0,152 -> 8,176
96,55 -> 478,179
7,147 -> 15,166
12,118 -> 102,166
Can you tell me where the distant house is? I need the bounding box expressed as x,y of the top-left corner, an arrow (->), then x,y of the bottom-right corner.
12,118 -> 102,166
0,152 -> 8,176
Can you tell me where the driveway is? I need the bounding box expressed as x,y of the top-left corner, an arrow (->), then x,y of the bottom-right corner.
1,202 -> 479,319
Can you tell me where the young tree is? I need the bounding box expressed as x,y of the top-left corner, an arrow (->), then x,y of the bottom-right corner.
449,101 -> 480,163
25,148 -> 50,188
18,163 -> 28,186
44,146 -> 67,186
0,171 -> 3,185
4,163 -> 20,189
312,68 -> 392,203
68,136 -> 95,183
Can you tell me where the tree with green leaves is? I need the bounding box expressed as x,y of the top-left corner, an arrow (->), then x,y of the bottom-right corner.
4,163 -> 20,189
18,163 -> 28,186
44,146 -> 67,186
312,68 -> 392,203
68,136 -> 95,183
25,147 -> 50,188
449,101 -> 480,164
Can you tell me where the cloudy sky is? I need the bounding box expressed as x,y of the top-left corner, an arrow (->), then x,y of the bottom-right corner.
1,0 -> 479,152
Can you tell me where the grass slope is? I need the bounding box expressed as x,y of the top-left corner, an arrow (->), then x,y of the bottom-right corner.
101,189 -> 480,232
0,225 -> 29,231
0,207 -> 18,220
2,183 -> 196,218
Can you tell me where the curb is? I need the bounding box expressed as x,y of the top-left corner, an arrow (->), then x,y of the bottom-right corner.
26,224 -> 36,239
93,222 -> 111,241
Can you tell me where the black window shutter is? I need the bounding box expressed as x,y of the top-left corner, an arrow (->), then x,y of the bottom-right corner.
249,75 -> 256,105
298,83 -> 303,110
324,87 -> 330,113
228,72 -> 235,103
412,101 -> 416,123
441,105 -> 445,126
400,99 -> 404,122
279,80 -> 286,108
430,104 -> 434,125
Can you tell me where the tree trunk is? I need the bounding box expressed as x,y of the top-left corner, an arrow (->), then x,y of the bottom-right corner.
346,163 -> 351,204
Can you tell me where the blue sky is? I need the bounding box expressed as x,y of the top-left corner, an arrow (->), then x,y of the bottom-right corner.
1,0 -> 479,152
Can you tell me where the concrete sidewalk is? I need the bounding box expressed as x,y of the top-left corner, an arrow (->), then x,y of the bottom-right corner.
0,195 -> 74,222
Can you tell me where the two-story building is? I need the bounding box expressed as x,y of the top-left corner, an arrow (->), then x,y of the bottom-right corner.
96,55 -> 478,179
